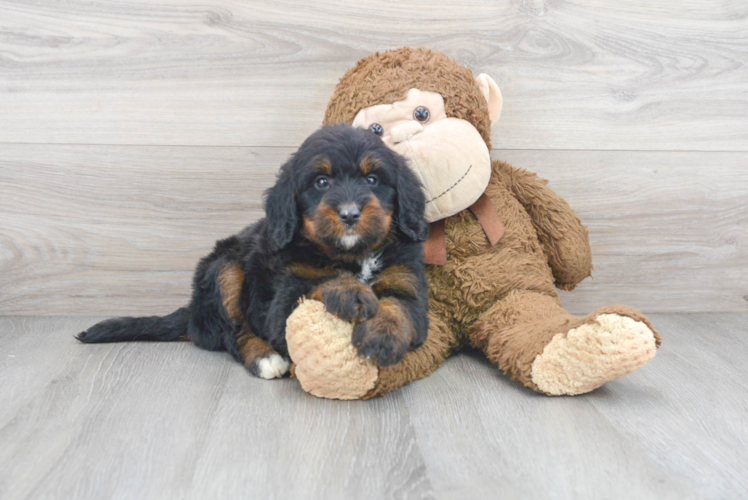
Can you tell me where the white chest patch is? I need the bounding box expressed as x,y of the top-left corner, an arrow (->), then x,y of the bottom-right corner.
357,253 -> 382,283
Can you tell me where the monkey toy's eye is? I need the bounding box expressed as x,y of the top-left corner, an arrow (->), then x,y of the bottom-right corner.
413,106 -> 430,123
366,174 -> 378,186
315,176 -> 330,189
368,123 -> 384,136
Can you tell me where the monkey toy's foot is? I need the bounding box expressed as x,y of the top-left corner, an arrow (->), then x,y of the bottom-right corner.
530,311 -> 659,396
286,299 -> 456,400
286,299 -> 379,400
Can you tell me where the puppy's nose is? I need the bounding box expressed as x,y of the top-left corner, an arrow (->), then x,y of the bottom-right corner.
338,204 -> 361,225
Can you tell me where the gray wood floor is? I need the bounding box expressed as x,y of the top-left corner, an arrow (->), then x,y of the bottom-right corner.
1,314 -> 746,500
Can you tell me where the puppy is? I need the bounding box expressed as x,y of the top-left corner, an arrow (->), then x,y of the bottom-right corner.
77,124 -> 430,379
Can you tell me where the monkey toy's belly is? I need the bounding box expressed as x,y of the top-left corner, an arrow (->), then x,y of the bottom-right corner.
425,184 -> 557,329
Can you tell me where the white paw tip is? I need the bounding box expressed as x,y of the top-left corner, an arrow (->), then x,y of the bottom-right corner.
255,354 -> 290,379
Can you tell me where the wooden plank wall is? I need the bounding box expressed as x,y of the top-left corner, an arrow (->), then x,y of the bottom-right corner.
1,0 -> 746,315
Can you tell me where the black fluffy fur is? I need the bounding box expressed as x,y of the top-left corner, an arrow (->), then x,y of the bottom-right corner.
77,124 -> 430,370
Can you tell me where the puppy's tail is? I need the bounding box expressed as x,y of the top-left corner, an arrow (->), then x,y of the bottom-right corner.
76,307 -> 190,344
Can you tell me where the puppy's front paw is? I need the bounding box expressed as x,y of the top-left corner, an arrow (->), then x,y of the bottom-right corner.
248,353 -> 290,379
352,299 -> 415,366
313,276 -> 378,323
352,318 -> 410,366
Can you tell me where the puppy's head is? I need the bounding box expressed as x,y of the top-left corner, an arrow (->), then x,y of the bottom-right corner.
264,124 -> 428,257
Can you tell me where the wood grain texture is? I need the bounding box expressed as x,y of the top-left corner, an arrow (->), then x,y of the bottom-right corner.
1,145 -> 745,315
1,314 -> 746,499
1,0 -> 747,150
0,317 -> 435,500
402,313 -> 748,500
0,144 -> 284,315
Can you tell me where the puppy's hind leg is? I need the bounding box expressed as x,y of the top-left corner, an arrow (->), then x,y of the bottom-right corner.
237,327 -> 290,379
214,260 -> 288,379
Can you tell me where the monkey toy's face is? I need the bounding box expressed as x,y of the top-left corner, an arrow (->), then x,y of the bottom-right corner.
352,87 -> 497,223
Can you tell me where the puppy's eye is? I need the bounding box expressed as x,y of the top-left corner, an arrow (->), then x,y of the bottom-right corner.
414,106 -> 430,123
368,123 -> 384,136
366,175 -> 378,186
315,176 -> 330,189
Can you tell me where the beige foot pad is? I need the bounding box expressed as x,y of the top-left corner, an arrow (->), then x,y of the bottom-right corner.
531,313 -> 657,395
286,299 -> 379,400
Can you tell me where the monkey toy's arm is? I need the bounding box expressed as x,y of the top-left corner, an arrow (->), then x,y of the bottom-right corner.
494,160 -> 593,291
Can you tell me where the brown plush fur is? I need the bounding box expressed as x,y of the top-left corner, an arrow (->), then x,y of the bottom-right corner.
319,47 -> 661,398
468,290 -> 661,391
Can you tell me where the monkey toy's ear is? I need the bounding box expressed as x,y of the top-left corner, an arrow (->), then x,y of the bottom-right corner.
264,163 -> 298,251
475,73 -> 503,125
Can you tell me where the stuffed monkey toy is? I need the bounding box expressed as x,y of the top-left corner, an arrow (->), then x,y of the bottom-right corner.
286,47 -> 661,399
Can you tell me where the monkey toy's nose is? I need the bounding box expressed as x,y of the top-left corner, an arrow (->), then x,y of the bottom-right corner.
338,205 -> 361,226
390,121 -> 423,144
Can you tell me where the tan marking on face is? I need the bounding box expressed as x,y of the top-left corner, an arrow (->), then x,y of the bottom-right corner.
318,201 -> 348,238
303,216 -> 335,255
357,196 -> 392,247
371,265 -> 419,298
302,200 -> 347,251
302,216 -> 316,241
218,262 -> 245,323
360,156 -> 379,175
301,218 -> 361,261
303,196 -> 391,260
288,262 -> 337,279
313,158 -> 332,175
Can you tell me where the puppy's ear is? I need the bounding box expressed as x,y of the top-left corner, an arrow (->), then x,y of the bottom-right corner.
394,155 -> 429,242
264,163 -> 298,251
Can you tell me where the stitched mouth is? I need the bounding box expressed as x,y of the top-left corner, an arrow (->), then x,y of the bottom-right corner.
425,164 -> 472,204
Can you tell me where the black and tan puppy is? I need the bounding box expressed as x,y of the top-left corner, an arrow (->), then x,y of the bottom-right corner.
78,124 -> 430,379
